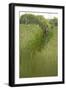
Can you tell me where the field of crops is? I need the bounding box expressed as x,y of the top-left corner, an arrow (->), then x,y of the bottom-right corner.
19,14 -> 58,78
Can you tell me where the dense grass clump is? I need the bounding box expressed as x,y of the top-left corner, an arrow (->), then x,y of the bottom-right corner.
20,24 -> 44,52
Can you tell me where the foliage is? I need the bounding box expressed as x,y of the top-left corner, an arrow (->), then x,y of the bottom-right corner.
19,14 -> 58,78
48,17 -> 58,29
20,14 -> 51,35
20,24 -> 44,52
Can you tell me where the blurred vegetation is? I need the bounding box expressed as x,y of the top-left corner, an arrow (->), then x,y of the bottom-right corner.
48,17 -> 58,29
20,14 -> 50,34
19,14 -> 58,78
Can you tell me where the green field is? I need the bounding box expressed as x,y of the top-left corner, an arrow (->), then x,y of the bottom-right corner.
19,14 -> 58,78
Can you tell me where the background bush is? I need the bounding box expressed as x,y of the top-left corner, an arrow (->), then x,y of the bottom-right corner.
20,14 -> 51,35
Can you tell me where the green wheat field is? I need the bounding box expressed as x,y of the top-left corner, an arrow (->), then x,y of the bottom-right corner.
19,14 -> 58,78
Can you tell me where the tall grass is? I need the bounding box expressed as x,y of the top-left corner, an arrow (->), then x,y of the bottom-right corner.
19,24 -> 58,78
